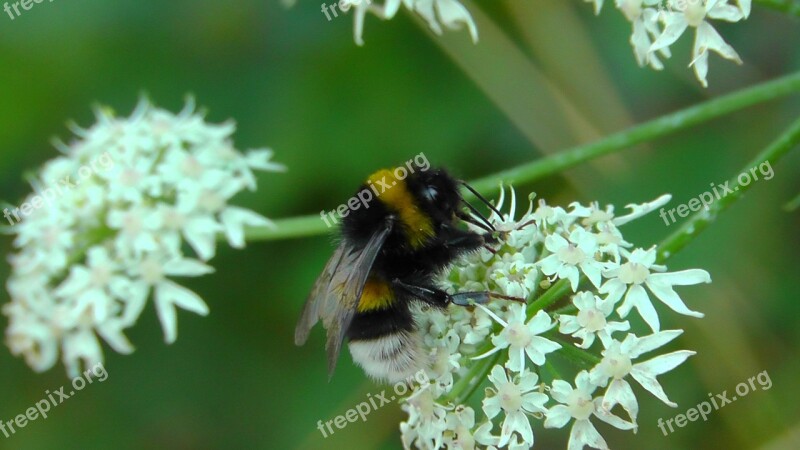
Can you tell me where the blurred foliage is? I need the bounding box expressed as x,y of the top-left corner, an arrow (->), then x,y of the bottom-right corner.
0,1 -> 799,449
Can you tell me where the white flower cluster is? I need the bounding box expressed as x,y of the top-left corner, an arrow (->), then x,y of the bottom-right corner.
3,98 -> 284,377
338,0 -> 750,87
340,0 -> 478,45
595,0 -> 750,87
399,188 -> 711,450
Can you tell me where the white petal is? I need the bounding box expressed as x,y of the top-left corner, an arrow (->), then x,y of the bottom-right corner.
628,329 -> 683,357
635,350 -> 695,376
527,310 -> 554,334
435,0 -> 479,43
593,398 -> 638,430
550,380 -> 574,403
163,258 -> 215,277
708,3 -> 744,21
568,419 -> 608,450
618,283 -> 661,332
154,280 -> 210,344
544,405 -> 572,429
648,269 -> 711,286
646,278 -> 704,318
220,206 -> 273,249
649,13 -> 689,53
602,379 -> 639,422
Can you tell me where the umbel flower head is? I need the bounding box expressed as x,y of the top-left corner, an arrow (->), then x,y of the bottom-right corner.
2,98 -> 284,377
397,188 -> 710,450
600,0 -> 749,86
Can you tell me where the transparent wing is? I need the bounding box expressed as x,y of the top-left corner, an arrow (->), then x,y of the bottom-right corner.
294,243 -> 347,346
294,220 -> 393,379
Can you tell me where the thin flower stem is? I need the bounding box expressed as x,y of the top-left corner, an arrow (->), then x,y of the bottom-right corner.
527,279 -> 571,316
553,304 -> 578,316
243,214 -> 329,241
754,0 -> 800,17
656,115 -> 800,262
243,72 -> 800,242
542,360 -> 562,382
459,353 -> 502,406
550,336 -> 601,367
445,350 -> 499,404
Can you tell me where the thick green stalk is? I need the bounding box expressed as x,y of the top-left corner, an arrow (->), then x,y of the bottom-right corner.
468,72 -> 800,194
243,72 -> 800,242
656,115 -> 800,262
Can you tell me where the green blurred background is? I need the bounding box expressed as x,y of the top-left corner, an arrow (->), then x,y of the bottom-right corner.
1,0 -> 799,449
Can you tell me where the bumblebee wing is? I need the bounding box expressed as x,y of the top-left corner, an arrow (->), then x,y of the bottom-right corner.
323,220 -> 392,378
294,243 -> 348,346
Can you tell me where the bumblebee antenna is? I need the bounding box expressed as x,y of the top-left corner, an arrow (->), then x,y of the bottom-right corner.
460,181 -> 503,218
460,200 -> 495,231
457,211 -> 493,233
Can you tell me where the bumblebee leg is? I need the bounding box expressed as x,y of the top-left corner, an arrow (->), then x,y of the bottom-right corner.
391,279 -> 525,308
391,279 -> 450,307
450,292 -> 526,305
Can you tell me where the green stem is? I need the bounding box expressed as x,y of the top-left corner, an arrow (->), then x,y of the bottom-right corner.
542,360 -> 562,382
469,72 -> 800,193
527,278 -> 571,316
656,115 -> 800,263
459,353 -> 502,405
550,336 -> 601,366
244,214 -> 331,241
754,0 -> 800,17
242,72 -> 800,242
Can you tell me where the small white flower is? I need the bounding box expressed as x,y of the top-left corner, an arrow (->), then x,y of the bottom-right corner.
650,0 -> 745,87
400,387 -> 450,450
558,292 -> 630,349
489,253 -> 538,300
589,331 -> 695,422
545,370 -> 636,450
600,247 -> 710,331
616,0 -> 671,69
474,304 -> 561,373
539,227 -> 607,291
443,405 -> 477,450
482,366 -> 548,447
532,199 -> 573,229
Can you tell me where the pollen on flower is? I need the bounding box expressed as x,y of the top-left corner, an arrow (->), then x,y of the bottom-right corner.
566,390 -> 594,421
618,262 -> 649,284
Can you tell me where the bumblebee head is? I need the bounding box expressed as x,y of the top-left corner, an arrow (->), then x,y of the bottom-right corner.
406,168 -> 463,221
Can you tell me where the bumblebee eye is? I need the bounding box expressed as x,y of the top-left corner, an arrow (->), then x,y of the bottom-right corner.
423,186 -> 438,201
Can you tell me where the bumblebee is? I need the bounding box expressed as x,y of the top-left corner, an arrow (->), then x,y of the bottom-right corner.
294,166 -> 514,382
